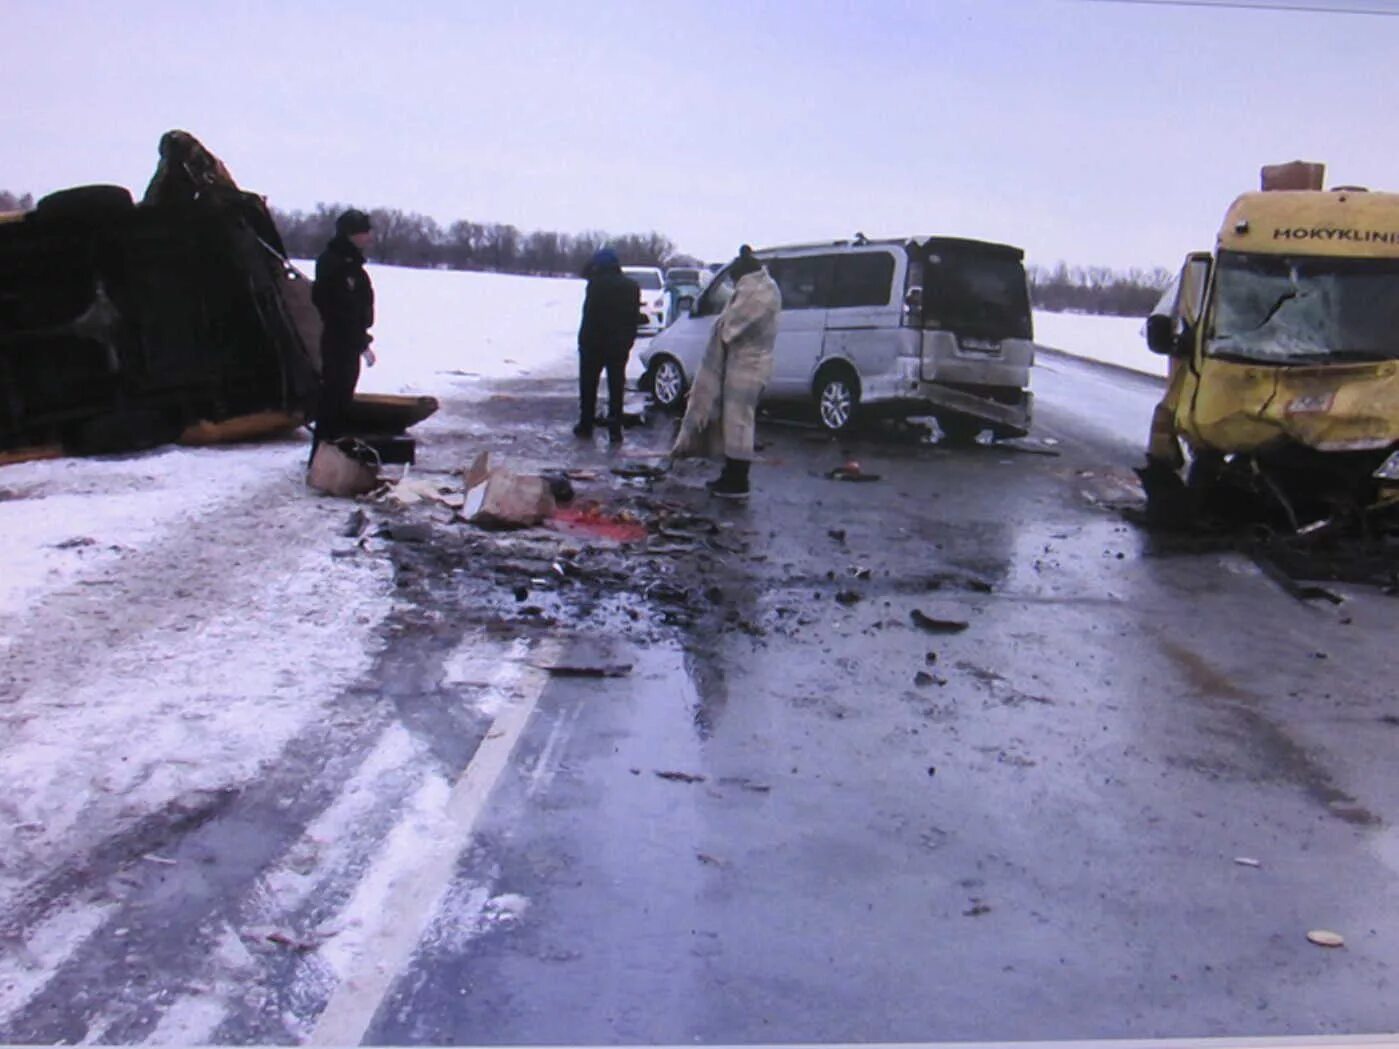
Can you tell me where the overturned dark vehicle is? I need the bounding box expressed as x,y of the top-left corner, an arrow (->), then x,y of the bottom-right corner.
0,131 -> 434,462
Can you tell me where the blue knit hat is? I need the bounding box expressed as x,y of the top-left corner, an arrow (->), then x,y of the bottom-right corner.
591,247 -> 620,270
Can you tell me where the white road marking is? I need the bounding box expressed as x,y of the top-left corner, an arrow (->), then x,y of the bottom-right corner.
307,637 -> 555,1046
527,700 -> 584,798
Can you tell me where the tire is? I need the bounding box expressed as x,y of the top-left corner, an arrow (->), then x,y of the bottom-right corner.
650,356 -> 687,411
33,185 -> 134,224
815,367 -> 860,433
938,414 -> 984,445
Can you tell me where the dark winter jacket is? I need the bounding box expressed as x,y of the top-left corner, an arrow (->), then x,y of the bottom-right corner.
578,266 -> 641,355
313,235 -> 374,351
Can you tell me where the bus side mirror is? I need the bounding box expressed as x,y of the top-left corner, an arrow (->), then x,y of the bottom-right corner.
1145,314 -> 1176,355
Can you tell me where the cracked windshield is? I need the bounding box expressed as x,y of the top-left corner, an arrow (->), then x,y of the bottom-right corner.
1210,253 -> 1399,363
3,0 -> 1399,1046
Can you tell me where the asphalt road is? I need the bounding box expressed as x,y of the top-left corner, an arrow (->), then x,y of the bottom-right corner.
4,352 -> 1398,1045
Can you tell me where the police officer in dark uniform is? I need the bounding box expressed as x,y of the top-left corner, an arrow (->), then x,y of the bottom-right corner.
311,209 -> 376,457
575,247 -> 641,443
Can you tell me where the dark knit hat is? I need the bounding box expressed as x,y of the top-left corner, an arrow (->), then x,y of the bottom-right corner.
730,244 -> 762,279
336,208 -> 373,236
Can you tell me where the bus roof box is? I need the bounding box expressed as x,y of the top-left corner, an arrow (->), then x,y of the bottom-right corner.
1261,161 -> 1325,192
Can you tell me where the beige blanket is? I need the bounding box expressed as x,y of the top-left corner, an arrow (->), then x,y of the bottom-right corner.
672,270 -> 781,460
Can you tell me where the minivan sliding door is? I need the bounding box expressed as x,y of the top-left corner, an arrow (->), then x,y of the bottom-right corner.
765,254 -> 832,398
822,250 -> 900,381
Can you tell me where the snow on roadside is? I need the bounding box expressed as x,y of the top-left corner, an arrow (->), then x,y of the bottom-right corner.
1033,309 -> 1166,378
0,442 -> 393,920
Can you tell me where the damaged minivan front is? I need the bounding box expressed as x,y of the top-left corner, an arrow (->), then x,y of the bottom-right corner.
1142,168 -> 1399,531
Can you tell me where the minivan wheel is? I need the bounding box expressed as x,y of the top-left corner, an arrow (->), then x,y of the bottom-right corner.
650,356 -> 686,411
816,370 -> 859,432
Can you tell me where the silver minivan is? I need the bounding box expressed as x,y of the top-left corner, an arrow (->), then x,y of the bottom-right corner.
638,236 -> 1035,438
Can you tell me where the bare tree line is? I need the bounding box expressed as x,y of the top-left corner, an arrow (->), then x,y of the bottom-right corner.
268,203 -> 679,276
1027,261 -> 1173,317
6,187 -> 1174,312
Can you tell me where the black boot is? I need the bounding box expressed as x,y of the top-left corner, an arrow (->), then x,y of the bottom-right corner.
707,458 -> 750,499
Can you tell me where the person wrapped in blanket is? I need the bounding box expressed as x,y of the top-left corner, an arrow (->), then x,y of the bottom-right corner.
671,246 -> 781,499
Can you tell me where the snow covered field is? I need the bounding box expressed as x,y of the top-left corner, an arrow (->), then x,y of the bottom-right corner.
289,262 -> 591,396
1032,309 -> 1164,378
0,265 -> 1154,954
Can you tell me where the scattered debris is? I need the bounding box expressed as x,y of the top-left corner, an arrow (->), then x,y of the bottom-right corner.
835,589 -> 862,605
997,438 -> 1062,457
141,853 -> 178,866
1234,857 -> 1262,868
530,658 -> 633,678
463,453 -> 557,529
341,509 -> 369,538
381,521 -> 432,543
963,901 -> 992,917
542,472 -> 576,504
308,442 -> 379,497
828,528 -> 848,543
827,460 -> 881,482
611,462 -> 668,482
696,852 -> 729,868
914,671 -> 942,687
655,770 -> 706,784
910,609 -> 970,633
54,536 -> 98,550
264,928 -> 323,952
383,478 -> 447,507
1307,929 -> 1345,948
718,776 -> 772,793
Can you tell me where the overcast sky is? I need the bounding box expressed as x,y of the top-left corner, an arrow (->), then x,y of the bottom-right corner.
5,0 -> 1397,271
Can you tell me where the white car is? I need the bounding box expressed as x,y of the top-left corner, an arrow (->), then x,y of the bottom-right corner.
623,266 -> 667,335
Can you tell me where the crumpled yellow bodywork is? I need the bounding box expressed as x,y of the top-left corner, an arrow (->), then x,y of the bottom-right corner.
1178,357 -> 1399,454
1149,188 -> 1399,467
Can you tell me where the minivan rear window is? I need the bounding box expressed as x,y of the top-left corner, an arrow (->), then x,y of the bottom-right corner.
829,252 -> 894,309
923,250 -> 1031,340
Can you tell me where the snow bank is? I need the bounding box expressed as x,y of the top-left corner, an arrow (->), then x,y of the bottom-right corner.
1033,310 -> 1166,378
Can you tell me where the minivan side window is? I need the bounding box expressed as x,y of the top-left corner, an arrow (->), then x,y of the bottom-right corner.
828,252 -> 895,309
767,255 -> 833,310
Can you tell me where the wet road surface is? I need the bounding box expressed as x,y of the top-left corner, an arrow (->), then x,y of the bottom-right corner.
4,354 -> 1398,1044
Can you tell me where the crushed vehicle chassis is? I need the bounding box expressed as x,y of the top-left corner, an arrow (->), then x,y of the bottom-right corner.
0,130 -> 434,461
